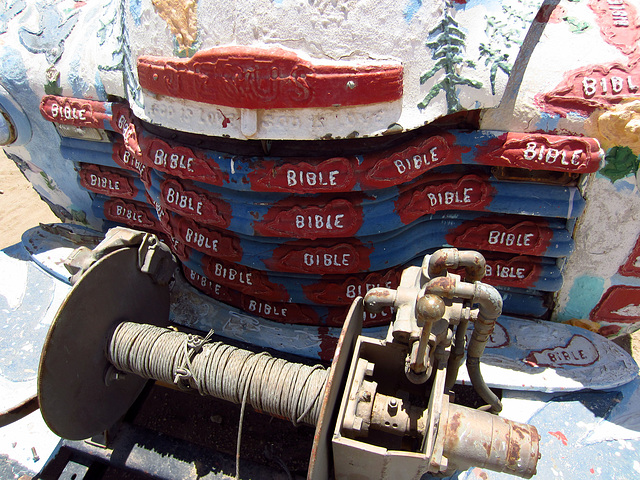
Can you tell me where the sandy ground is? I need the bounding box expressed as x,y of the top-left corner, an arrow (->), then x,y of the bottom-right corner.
0,151 -> 59,249
2,148 -> 640,360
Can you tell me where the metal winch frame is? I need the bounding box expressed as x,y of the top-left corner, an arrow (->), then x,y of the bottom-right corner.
333,250 -> 539,478
37,228 -> 540,479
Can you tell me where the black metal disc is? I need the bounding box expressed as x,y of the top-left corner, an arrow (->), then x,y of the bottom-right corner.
38,248 -> 170,440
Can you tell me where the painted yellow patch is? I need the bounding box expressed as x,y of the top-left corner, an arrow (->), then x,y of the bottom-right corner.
563,318 -> 601,333
586,100 -> 640,155
152,0 -> 198,52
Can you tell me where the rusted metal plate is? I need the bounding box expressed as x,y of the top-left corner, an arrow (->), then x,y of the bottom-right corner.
38,248 -> 170,440
308,297 -> 364,480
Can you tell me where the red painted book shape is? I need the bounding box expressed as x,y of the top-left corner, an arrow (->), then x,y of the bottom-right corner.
79,164 -> 138,200
104,198 -> 164,233
40,96 -> 112,129
619,235 -> 640,277
183,264 -> 393,329
539,62 -> 640,115
137,46 -> 403,109
589,0 -> 640,58
590,285 -> 640,324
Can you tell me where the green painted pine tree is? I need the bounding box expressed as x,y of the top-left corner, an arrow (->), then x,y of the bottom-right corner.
479,0 -> 539,95
478,43 -> 511,96
418,3 -> 482,113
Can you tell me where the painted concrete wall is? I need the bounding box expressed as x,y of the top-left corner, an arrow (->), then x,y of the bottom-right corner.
1,0 -> 639,338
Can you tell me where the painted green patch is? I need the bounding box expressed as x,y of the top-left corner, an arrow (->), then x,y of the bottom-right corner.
480,1 -> 538,96
556,275 -> 605,323
175,33 -> 201,58
44,66 -> 62,95
479,44 -> 511,96
40,171 -> 55,190
44,80 -> 62,95
563,16 -> 590,33
71,209 -> 88,225
600,146 -> 640,183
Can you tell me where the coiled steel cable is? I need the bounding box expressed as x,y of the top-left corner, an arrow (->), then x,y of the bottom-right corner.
107,322 -> 328,426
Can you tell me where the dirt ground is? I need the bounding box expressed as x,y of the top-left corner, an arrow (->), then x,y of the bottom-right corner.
2,150 -> 640,361
0,151 -> 59,249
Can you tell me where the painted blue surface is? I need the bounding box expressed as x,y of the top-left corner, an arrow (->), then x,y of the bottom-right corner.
0,0 -> 26,35
21,224 -> 104,283
129,0 -> 142,26
169,273 -> 389,360
403,0 -> 422,22
150,210 -> 575,268
498,289 -> 549,317
0,242 -> 70,393
56,127 -> 598,193
536,112 -> 561,132
140,169 -> 585,239
458,315 -> 638,392
0,43 -> 101,228
17,1 -> 79,64
177,246 -> 560,307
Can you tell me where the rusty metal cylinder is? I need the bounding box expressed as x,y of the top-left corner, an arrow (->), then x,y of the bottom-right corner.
442,403 -> 540,479
369,393 -> 425,437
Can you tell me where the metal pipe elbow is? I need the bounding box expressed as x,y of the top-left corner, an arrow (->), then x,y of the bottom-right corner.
472,282 -> 503,322
468,282 -> 503,358
363,287 -> 397,313
426,248 -> 486,282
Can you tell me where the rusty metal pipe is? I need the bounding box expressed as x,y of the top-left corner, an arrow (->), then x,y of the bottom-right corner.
408,294 -> 445,382
423,275 -> 475,300
466,282 -> 503,413
467,282 -> 502,359
445,318 -> 468,390
363,287 -> 397,313
424,276 -> 503,412
443,402 -> 540,479
426,248 -> 486,282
